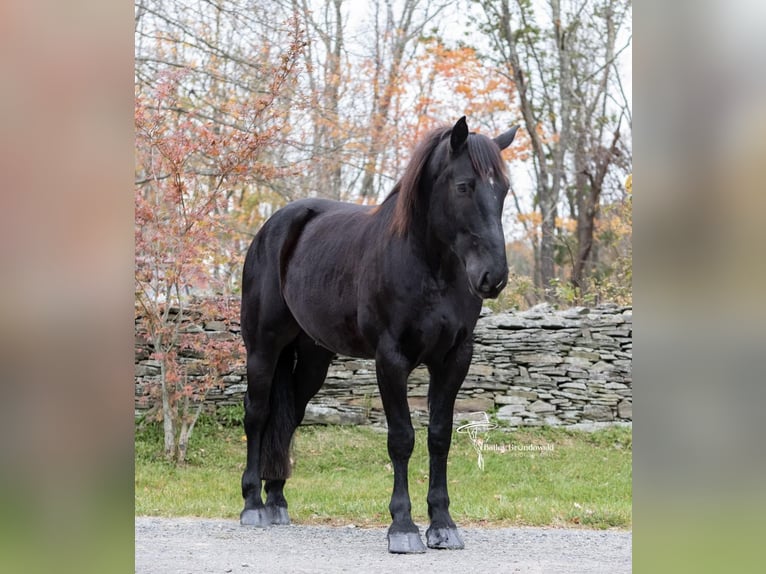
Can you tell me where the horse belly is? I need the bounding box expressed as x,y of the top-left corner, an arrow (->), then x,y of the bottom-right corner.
286,296 -> 373,358
303,315 -> 373,358
282,240 -> 373,359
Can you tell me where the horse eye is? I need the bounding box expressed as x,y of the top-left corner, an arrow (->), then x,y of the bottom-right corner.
455,181 -> 473,194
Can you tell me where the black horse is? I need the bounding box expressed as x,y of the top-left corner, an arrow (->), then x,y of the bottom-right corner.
239,116 -> 518,553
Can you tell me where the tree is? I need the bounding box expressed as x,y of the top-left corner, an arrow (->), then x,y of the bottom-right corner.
566,1 -> 631,294
357,0 -> 451,199
473,0 -> 632,300
134,8 -> 305,461
292,0 -> 349,200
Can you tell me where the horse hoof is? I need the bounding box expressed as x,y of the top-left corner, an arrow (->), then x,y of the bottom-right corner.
426,526 -> 465,549
268,506 -> 290,525
388,531 -> 427,554
240,508 -> 271,527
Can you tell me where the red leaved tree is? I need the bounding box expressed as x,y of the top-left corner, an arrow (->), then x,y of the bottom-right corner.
134,20 -> 305,462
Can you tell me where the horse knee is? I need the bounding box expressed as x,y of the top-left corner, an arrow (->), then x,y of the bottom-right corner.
427,432 -> 453,457
388,426 -> 415,460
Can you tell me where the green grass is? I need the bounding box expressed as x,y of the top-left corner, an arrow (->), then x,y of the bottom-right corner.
135,415 -> 631,529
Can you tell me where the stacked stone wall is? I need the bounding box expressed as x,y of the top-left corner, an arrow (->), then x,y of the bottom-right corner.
135,304 -> 632,428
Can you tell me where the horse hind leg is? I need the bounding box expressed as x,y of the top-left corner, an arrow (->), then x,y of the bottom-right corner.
262,334 -> 335,525
240,204 -> 322,526
241,340 -> 296,527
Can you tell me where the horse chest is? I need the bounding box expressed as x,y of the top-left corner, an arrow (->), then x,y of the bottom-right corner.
369,279 -> 477,364
418,306 -> 475,361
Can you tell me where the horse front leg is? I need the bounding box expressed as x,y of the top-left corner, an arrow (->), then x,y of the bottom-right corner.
376,347 -> 425,554
425,341 -> 473,549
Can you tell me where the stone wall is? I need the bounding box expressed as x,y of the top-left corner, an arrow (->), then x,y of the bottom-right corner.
135,304 -> 632,428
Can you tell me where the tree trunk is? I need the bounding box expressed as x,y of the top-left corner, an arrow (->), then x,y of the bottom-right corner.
572,185 -> 598,291
360,0 -> 419,198
572,125 -> 621,291
327,0 -> 343,199
572,126 -> 592,291
160,355 -> 175,460
539,193 -> 558,295
177,395 -> 205,464
571,0 -> 620,294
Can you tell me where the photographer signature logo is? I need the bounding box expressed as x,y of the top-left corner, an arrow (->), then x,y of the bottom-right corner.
456,412 -> 498,471
456,412 -> 555,470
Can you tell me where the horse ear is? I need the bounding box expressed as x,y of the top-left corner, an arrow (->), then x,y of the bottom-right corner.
450,116 -> 469,153
493,125 -> 519,150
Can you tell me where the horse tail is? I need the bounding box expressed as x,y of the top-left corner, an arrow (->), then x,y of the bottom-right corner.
260,341 -> 297,480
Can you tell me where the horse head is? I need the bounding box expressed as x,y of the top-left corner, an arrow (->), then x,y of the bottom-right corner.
426,116 -> 518,299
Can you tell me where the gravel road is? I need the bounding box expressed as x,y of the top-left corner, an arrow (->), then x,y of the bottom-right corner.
136,517 -> 631,573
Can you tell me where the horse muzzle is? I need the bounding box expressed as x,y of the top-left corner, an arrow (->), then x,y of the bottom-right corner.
466,263 -> 508,299
476,270 -> 508,299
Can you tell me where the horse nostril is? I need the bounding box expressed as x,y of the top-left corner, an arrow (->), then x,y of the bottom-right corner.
479,271 -> 491,293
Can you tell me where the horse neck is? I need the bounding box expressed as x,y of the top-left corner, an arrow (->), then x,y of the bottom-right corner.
373,169 -> 460,278
408,184 -> 462,281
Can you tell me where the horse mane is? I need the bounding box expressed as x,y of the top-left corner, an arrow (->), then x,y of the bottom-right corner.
387,126 -> 451,236
382,125 -> 509,237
